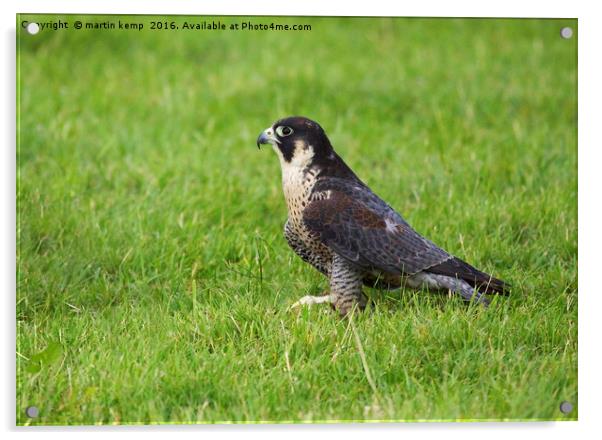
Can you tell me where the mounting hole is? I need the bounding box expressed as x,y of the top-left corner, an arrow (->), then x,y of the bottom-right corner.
559,401 -> 573,414
560,27 -> 573,39
26,22 -> 40,35
25,406 -> 39,418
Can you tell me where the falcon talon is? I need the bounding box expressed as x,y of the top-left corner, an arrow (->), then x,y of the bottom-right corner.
258,116 -> 509,317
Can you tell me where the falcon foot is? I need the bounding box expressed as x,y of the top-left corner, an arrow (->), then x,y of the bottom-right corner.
290,292 -> 337,309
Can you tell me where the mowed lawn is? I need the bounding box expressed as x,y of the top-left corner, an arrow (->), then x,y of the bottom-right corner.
17,16 -> 577,424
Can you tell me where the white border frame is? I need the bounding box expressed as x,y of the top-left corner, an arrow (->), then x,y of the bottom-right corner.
3,1 -> 599,439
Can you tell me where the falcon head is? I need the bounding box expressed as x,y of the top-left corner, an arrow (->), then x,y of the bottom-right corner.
256,116 -> 335,168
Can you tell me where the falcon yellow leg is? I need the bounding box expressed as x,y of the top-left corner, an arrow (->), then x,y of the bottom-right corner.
330,255 -> 369,317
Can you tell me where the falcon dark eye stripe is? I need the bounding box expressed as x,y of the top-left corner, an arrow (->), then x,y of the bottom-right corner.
257,116 -> 509,317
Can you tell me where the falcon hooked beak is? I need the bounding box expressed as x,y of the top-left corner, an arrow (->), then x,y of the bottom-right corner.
256,127 -> 280,149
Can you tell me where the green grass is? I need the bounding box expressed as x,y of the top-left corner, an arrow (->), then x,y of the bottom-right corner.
16,15 -> 577,424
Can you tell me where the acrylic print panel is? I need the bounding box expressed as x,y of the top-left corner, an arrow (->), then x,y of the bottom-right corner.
16,14 -> 577,425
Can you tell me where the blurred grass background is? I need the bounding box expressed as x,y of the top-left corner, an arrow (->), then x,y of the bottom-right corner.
17,15 -> 577,424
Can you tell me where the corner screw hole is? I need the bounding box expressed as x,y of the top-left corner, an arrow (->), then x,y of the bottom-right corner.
26,22 -> 40,35
559,401 -> 573,414
560,27 -> 573,39
25,406 -> 39,418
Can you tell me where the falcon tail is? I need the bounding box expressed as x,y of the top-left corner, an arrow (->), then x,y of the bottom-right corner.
426,256 -> 509,295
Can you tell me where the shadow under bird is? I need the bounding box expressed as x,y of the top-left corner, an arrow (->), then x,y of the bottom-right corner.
257,116 -> 508,316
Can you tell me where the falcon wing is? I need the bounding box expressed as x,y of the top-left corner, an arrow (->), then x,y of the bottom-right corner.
302,177 -> 451,275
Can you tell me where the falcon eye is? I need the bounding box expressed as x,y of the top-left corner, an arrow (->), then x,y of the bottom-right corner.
276,126 -> 294,137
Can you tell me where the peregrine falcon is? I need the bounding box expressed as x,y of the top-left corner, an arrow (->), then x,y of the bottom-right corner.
257,116 -> 508,316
